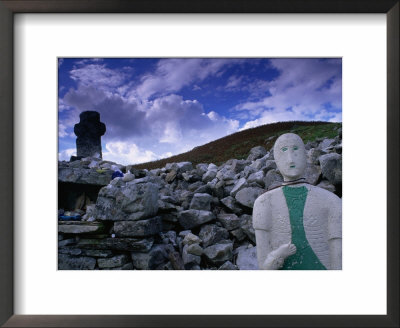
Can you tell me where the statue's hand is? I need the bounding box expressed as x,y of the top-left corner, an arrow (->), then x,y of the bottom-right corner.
277,243 -> 297,259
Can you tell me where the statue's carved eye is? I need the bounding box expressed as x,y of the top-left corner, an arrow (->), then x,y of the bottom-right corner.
293,146 -> 299,151
281,147 -> 288,152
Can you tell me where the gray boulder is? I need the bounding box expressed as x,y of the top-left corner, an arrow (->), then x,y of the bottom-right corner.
199,224 -> 229,247
319,153 -> 342,185
131,244 -> 169,270
236,246 -> 258,270
58,221 -> 105,234
235,187 -> 264,208
178,210 -> 216,229
202,170 -> 217,183
217,213 -> 242,231
304,163 -> 322,185
247,171 -> 265,187
58,254 -> 96,270
220,196 -> 243,215
203,241 -> 233,265
247,146 -> 267,161
317,180 -> 336,193
264,169 -> 283,190
96,182 -> 159,221
97,254 -> 129,269
189,193 -> 213,211
113,217 -> 162,237
230,178 -> 248,197
77,237 -> 154,252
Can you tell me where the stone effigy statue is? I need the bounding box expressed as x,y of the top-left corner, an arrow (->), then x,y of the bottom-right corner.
253,133 -> 342,270
74,111 -> 106,159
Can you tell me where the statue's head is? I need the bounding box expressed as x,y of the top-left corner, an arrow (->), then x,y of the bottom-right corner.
273,133 -> 307,182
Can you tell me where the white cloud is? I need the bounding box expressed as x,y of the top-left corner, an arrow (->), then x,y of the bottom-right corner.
235,58 -> 342,128
102,141 -> 159,165
133,59 -> 241,99
58,148 -> 76,161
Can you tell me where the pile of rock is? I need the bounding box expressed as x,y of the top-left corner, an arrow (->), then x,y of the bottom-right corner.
58,131 -> 342,270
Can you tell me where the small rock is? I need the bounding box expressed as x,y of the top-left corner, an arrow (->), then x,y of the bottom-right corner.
218,261 -> 239,270
319,153 -> 342,185
217,213 -> 242,231
235,187 -> 264,208
236,246 -> 258,270
178,210 -> 216,229
317,180 -> 336,193
247,146 -> 267,161
189,193 -> 213,211
97,254 -> 129,269
182,232 -> 202,246
203,241 -> 233,265
199,224 -> 229,248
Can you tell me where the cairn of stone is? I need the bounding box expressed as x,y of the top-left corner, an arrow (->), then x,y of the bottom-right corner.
74,111 -> 106,159
58,126 -> 343,270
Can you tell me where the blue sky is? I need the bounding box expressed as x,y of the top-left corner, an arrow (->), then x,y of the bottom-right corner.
58,58 -> 342,165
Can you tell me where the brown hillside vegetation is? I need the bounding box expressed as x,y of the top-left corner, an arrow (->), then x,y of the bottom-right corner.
131,121 -> 342,170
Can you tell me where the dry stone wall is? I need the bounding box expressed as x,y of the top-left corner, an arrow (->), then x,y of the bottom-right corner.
58,130 -> 342,270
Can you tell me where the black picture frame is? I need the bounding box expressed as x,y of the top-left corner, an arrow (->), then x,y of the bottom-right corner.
0,1 -> 398,327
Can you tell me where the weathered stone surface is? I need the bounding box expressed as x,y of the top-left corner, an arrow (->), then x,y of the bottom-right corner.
182,244 -> 202,266
235,187 -> 264,208
236,246 -> 258,270
319,153 -> 342,185
77,237 -> 154,252
304,163 -> 322,185
96,182 -> 159,221
229,227 -> 246,241
182,233 -> 202,246
307,148 -> 325,165
262,160 -> 277,173
247,171 -> 265,187
218,261 -> 239,270
186,243 -> 203,256
165,170 -> 177,183
58,254 -> 96,270
110,262 -> 134,270
217,213 -> 242,231
230,159 -> 248,174
58,221 -> 105,234
230,178 -> 247,197
114,217 -> 162,237
199,224 -> 229,248
247,146 -> 267,161
317,180 -> 336,193
202,170 -> 217,183
203,241 -> 233,265
74,111 -> 106,158
58,167 -> 113,185
220,196 -> 242,215
318,138 -> 336,150
240,214 -> 256,243
178,210 -> 216,229
264,169 -> 283,190
97,254 -> 129,269
166,162 -> 193,173
58,247 -> 82,256
189,193 -> 213,211
131,244 -> 169,270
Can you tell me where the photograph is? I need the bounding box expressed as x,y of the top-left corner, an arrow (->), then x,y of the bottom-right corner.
58,58 -> 342,270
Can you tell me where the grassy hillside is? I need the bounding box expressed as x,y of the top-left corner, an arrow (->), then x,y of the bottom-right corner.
131,121 -> 342,170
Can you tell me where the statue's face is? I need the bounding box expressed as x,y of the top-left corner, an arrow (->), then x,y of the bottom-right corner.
274,133 -> 307,181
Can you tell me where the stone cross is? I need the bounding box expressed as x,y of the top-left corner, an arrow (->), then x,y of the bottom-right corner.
74,111 -> 106,159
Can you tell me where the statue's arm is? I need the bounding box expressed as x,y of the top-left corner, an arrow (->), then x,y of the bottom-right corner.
328,196 -> 342,270
253,195 -> 284,270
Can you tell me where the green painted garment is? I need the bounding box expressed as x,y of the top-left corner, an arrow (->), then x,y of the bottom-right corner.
280,186 -> 326,270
